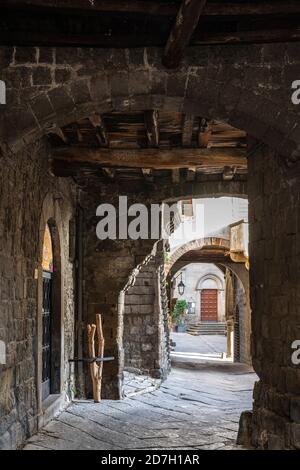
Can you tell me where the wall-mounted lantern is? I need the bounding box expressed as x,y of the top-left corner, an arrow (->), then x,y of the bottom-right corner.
177,273 -> 185,296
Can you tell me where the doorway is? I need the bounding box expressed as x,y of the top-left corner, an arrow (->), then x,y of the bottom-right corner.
40,221 -> 62,402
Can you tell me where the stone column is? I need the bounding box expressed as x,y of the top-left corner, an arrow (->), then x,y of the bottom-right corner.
226,318 -> 234,359
241,144 -> 300,449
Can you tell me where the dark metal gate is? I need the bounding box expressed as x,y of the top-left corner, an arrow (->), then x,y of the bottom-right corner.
234,305 -> 240,362
42,270 -> 52,400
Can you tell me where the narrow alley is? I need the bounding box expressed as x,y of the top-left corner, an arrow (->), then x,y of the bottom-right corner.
24,364 -> 256,451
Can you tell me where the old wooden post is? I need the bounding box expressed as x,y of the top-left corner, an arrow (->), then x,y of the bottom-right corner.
87,314 -> 104,402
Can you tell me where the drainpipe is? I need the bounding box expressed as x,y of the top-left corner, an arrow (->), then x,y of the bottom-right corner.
75,204 -> 84,396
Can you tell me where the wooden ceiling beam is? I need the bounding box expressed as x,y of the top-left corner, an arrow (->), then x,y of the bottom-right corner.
163,0 -> 207,69
144,110 -> 159,147
47,127 -> 68,144
223,166 -> 237,181
89,113 -> 109,147
182,114 -> 194,147
4,1 -> 300,17
198,118 -> 211,148
193,28 -> 300,46
172,169 -> 180,183
51,147 -> 247,170
142,168 -> 154,182
102,168 -> 115,180
186,168 -> 196,182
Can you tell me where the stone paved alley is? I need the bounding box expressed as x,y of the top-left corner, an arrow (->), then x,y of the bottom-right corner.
24,364 -> 256,451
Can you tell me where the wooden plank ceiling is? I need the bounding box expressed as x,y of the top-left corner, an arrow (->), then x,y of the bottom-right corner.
1,0 -> 300,56
48,111 -> 247,184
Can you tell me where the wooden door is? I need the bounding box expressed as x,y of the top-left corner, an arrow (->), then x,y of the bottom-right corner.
200,289 -> 218,322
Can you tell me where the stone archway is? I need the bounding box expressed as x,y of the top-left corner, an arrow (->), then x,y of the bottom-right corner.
166,237 -> 230,276
166,236 -> 251,364
0,44 -> 299,163
1,42 -> 299,448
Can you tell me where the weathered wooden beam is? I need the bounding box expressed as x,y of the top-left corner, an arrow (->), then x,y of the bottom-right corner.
1,0 -> 177,15
198,118 -> 211,148
102,168 -> 115,180
4,1 -> 300,17
47,127 -> 68,144
75,123 -> 83,143
163,0 -> 207,69
205,2 -> 300,17
172,169 -> 180,183
142,168 -> 154,182
144,110 -> 159,147
51,147 -> 247,170
89,113 -> 109,147
193,28 -> 300,46
223,166 -> 236,181
186,168 -> 196,182
2,16 -> 299,48
182,115 -> 194,147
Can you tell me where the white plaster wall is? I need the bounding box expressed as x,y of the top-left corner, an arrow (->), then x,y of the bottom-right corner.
169,197 -> 248,252
173,263 -> 225,323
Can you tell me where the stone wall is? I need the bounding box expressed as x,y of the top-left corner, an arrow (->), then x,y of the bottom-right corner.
234,276 -> 251,366
0,44 -> 299,159
124,241 -> 170,380
0,140 -> 75,449
79,190 -> 161,399
247,145 -> 300,449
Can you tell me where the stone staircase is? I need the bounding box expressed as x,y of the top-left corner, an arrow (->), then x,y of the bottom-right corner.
186,322 -> 226,336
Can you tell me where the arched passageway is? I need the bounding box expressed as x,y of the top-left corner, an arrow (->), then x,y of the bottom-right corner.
167,236 -> 251,366
0,16 -> 300,449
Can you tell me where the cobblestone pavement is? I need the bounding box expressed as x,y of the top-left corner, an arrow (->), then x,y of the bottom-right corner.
24,364 -> 256,450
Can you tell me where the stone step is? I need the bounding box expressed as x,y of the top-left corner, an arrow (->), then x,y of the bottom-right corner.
186,322 -> 226,336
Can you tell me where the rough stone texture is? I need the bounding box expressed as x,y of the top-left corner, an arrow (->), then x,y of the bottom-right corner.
0,44 -> 299,159
0,140 -> 76,449
166,237 -> 230,275
2,41 -> 299,450
234,275 -> 251,365
247,145 -> 300,449
79,191 -> 161,400
237,411 -> 253,447
124,242 -> 170,380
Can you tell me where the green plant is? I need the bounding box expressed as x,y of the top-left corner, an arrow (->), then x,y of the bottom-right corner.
172,299 -> 188,326
163,250 -> 169,263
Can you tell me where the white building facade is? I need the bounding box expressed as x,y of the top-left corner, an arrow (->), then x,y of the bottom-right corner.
173,263 -> 225,324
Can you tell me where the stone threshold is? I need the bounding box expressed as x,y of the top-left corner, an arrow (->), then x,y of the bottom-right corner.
38,393 -> 70,430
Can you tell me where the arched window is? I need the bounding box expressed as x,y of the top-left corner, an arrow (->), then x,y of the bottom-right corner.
42,224 -> 54,272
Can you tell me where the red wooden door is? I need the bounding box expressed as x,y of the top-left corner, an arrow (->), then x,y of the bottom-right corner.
200,289 -> 218,322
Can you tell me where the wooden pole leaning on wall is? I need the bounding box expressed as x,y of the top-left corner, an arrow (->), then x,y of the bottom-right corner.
87,314 -> 105,402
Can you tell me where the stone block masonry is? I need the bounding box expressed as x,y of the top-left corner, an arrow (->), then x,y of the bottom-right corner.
124,241 -> 170,380
0,140 -> 76,449
0,43 -> 299,158
1,40 -> 300,450
246,144 -> 300,449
